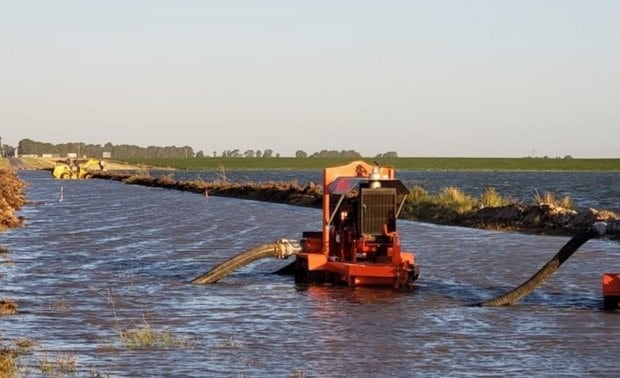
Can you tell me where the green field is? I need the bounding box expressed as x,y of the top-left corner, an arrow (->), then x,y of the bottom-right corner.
121,157 -> 620,171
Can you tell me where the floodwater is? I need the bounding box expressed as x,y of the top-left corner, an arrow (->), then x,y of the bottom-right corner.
1,170 -> 619,377
170,169 -> 620,213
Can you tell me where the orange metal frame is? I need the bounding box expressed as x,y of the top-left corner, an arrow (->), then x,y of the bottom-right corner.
603,273 -> 620,296
603,273 -> 620,309
296,161 -> 417,288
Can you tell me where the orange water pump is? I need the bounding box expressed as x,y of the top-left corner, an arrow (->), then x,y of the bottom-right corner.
294,161 -> 419,288
603,273 -> 620,310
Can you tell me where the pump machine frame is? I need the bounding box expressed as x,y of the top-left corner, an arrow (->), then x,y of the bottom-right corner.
294,161 -> 419,288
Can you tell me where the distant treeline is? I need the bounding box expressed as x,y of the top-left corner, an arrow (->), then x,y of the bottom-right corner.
13,138 -> 399,159
17,139 -> 195,159
120,156 -> 620,171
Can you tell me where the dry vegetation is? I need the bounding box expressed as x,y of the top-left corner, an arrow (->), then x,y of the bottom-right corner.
0,335 -> 80,378
117,317 -> 196,350
0,336 -> 38,377
0,170 -> 27,231
404,185 -> 617,235
103,289 -> 197,351
0,170 -> 25,375
0,298 -> 18,316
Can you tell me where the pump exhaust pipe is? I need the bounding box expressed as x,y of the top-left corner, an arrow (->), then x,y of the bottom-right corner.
191,239 -> 301,284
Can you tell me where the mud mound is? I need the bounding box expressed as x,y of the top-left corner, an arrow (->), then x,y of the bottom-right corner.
94,172 -> 323,208
464,203 -> 618,236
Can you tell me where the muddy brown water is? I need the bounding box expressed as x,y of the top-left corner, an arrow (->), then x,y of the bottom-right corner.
1,170 -> 619,377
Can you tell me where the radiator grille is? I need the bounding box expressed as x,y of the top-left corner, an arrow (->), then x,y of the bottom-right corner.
359,188 -> 396,235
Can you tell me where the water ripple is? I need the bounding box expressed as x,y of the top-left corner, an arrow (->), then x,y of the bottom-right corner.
1,170 -> 619,377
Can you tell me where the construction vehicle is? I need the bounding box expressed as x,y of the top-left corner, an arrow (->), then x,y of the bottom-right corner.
193,160 -> 419,288
52,158 -> 105,179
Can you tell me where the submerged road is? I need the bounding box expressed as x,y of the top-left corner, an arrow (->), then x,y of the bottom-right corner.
7,157 -> 27,170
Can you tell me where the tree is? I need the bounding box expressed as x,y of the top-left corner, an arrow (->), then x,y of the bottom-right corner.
262,149 -> 274,158
295,150 -> 308,158
244,150 -> 255,158
309,149 -> 361,158
376,151 -> 398,158
3,145 -> 15,157
16,139 -> 195,158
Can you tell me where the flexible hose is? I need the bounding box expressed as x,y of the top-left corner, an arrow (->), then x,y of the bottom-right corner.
192,239 -> 301,284
476,228 -> 597,306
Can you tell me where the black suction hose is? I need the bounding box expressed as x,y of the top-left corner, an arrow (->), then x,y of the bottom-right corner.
192,239 -> 301,284
476,221 -> 618,306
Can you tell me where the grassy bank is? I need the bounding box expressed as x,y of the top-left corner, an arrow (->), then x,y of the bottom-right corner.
3,156 -> 618,171
120,157 -> 620,171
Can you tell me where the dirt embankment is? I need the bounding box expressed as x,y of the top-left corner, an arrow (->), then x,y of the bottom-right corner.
95,172 -> 323,207
461,203 -> 618,237
93,171 -> 619,239
0,170 -> 27,232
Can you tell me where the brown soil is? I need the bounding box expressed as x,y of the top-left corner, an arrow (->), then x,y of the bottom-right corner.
0,170 -> 27,232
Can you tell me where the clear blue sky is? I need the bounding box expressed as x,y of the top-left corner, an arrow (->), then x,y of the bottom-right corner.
1,1 -> 618,157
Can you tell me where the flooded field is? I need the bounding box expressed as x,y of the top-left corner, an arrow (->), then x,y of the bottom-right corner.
171,169 -> 620,213
1,170 -> 619,376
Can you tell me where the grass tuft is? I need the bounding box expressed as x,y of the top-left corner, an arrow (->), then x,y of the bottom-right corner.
0,349 -> 17,377
38,353 -> 77,376
0,337 -> 38,377
118,317 -> 196,350
436,186 -> 476,214
48,298 -> 72,313
213,336 -> 244,349
290,370 -> 311,378
408,185 -> 429,202
480,186 -> 512,208
0,298 -> 17,316
533,191 -> 574,209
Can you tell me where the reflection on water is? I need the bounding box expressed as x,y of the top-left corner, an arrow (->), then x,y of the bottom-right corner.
1,170 -> 619,376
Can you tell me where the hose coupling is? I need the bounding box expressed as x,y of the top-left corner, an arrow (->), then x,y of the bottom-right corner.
273,239 -> 302,259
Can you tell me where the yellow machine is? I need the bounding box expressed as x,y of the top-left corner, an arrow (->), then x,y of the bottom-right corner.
52,158 -> 105,179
